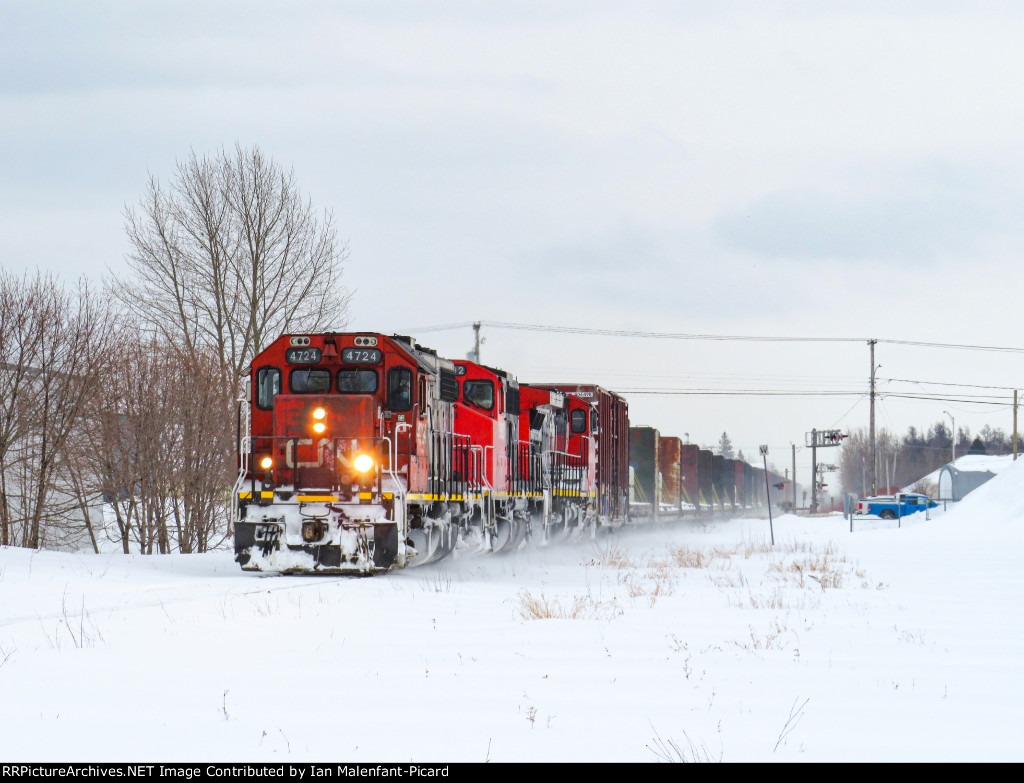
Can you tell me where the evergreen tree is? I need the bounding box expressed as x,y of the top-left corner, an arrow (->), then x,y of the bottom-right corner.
717,432 -> 734,459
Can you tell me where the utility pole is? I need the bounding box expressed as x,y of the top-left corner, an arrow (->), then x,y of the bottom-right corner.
943,410 -> 955,463
792,443 -> 797,512
811,429 -> 817,513
472,321 -> 481,364
1007,388 -> 1015,460
868,339 -> 877,496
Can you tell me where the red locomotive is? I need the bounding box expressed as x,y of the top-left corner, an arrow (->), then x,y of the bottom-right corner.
233,332 -> 782,574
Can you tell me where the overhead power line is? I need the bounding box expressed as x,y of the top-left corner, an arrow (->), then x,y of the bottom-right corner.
402,320 -> 1024,353
881,393 -> 1012,406
618,390 -> 863,397
881,377 -> 1022,391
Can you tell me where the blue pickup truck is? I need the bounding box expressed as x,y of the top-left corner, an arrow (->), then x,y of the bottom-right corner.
856,493 -> 937,519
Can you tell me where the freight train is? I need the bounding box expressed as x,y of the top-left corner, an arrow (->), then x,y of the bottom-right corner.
232,332 -> 788,574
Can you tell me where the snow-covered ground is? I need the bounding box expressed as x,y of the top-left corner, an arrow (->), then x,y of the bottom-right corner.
2,462 -> 1023,763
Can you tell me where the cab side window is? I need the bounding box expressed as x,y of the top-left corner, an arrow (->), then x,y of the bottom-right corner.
570,409 -> 587,434
388,367 -> 413,411
256,367 -> 281,410
463,380 -> 494,411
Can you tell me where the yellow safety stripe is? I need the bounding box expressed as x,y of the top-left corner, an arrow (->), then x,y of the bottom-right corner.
239,492 -> 394,502
405,490 -> 594,501
241,489 -> 592,502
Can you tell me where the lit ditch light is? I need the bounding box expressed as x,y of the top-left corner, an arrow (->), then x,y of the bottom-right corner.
353,453 -> 375,473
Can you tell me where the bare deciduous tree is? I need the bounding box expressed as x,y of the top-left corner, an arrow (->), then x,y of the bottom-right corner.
0,272 -> 44,544
83,333 -> 235,554
111,144 -> 351,381
0,272 -> 117,548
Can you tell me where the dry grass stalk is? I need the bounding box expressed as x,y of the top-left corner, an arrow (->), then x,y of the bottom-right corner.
517,589 -> 621,621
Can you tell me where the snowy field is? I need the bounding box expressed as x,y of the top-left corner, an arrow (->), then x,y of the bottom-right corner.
3,465 -> 1023,763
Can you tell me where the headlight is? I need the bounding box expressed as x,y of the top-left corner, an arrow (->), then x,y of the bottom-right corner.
312,407 -> 327,420
312,422 -> 327,434
260,456 -> 273,470
353,454 -> 374,473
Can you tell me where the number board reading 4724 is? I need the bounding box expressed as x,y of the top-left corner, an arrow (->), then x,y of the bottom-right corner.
285,346 -> 322,364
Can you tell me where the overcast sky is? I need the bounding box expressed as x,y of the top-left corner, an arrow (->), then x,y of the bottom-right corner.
4,1 -> 1024,489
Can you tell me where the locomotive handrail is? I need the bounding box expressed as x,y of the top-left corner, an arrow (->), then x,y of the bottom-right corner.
380,432 -> 407,510
483,444 -> 493,493
469,443 -> 495,539
232,397 -> 252,527
425,425 -> 476,500
470,444 -> 487,495
548,448 -> 586,495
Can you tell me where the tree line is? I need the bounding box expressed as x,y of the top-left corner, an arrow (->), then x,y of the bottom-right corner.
839,420 -> 1016,498
1,145 -> 349,553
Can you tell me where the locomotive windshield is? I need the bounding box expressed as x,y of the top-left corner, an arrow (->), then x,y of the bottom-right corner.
463,380 -> 494,411
290,368 -> 331,393
337,369 -> 378,393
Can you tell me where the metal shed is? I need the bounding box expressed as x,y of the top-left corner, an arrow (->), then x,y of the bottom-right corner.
936,455 -> 1015,501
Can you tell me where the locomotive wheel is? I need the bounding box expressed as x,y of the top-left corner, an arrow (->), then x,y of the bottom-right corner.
458,524 -> 490,556
509,512 -> 531,551
407,525 -> 441,567
538,511 -> 563,542
563,506 -> 582,536
490,516 -> 516,553
421,524 -> 458,565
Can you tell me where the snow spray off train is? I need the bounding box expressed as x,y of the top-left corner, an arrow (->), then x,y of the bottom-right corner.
233,332 -> 786,574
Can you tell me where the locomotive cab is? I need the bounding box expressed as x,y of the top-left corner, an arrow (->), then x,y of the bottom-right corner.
451,361 -> 521,492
